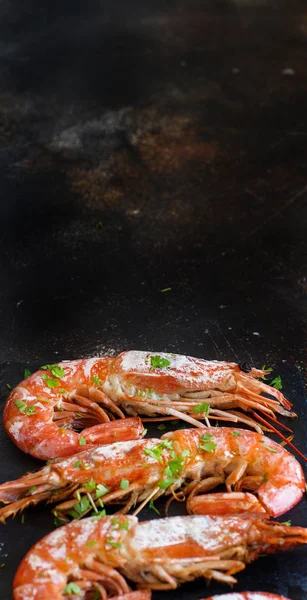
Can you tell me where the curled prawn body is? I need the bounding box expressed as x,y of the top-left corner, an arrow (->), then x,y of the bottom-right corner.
13,514 -> 307,599
0,427 -> 304,522
203,595 -> 291,600
3,351 -> 296,460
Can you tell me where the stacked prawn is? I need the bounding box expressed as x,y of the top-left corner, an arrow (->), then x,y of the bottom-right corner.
3,351 -> 302,460
1,351 -> 306,600
13,514 -> 307,599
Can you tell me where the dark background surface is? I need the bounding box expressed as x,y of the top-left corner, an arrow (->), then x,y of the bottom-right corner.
0,0 -> 307,598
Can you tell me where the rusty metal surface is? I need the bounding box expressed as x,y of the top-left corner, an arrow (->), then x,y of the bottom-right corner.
0,1 -> 307,598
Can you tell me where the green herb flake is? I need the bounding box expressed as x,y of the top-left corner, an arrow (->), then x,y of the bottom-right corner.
25,406 -> 36,416
6,383 -> 11,390
24,368 -> 31,379
158,477 -> 176,490
29,486 -> 37,493
41,364 -> 65,379
193,402 -> 210,416
119,520 -> 129,531
96,221 -> 103,230
64,582 -> 82,595
79,437 -> 86,446
264,445 -> 278,453
120,479 -> 129,490
263,472 -> 269,483
157,423 -> 166,431
106,539 -> 122,548
91,375 -> 102,386
86,540 -> 98,547
15,400 -> 36,416
96,484 -> 109,498
199,434 -> 217,453
160,287 -> 171,293
69,496 -> 90,519
270,376 -> 282,390
170,420 -> 179,425
149,498 -> 160,515
281,520 -> 291,526
42,375 -> 60,389
150,355 -> 171,369
0,563 -> 5,568
181,449 -> 191,457
84,478 -> 96,491
231,431 -> 241,437
261,365 -> 273,372
21,514 -> 25,524
58,388 -> 67,394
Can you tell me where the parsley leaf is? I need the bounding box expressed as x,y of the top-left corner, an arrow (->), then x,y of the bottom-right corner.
157,423 -> 166,431
193,402 -> 210,416
149,498 -> 160,515
181,449 -> 190,457
270,376 -> 282,390
150,355 -> 171,369
264,445 -> 278,453
263,472 -> 269,483
106,539 -> 122,548
79,437 -> 86,446
15,400 -> 36,416
281,520 -> 291,526
64,582 -> 82,595
69,496 -> 90,519
42,375 -> 60,389
160,287 -> 171,293
119,520 -> 130,531
96,484 -> 109,498
74,461 -> 83,469
262,365 -> 273,372
41,364 -> 64,379
231,431 -> 241,437
86,540 -> 97,547
198,434 -> 217,453
143,440 -> 173,463
84,478 -> 96,491
92,375 -> 102,386
24,368 -> 31,379
120,479 -> 129,490
158,477 -> 176,489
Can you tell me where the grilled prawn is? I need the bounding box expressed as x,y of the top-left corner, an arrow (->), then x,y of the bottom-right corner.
13,514 -> 307,599
3,351 -> 298,460
0,428 -> 304,523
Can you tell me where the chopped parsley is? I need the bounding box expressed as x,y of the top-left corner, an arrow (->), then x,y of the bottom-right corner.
15,400 -> 36,416
24,368 -> 31,378
263,445 -> 278,453
0,563 -> 5,568
193,402 -> 210,416
263,472 -> 269,483
231,431 -> 241,437
64,582 -> 82,595
41,364 -> 65,379
84,478 -> 96,491
158,477 -> 176,489
160,287 -> 171,293
149,498 -> 160,515
270,376 -> 282,390
74,461 -> 83,469
120,479 -> 129,490
281,520 -> 291,526
6,383 -> 11,390
106,539 -> 122,548
86,540 -> 97,547
261,365 -> 273,372
96,221 -> 103,230
143,440 -> 173,463
198,434 -> 217,453
119,520 -> 130,531
150,355 -> 171,369
42,375 -> 60,389
79,437 -> 86,446
69,496 -> 90,519
92,375 -> 102,386
181,449 -> 190,457
157,423 -> 166,431
96,484 -> 109,498
29,486 -> 37,493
